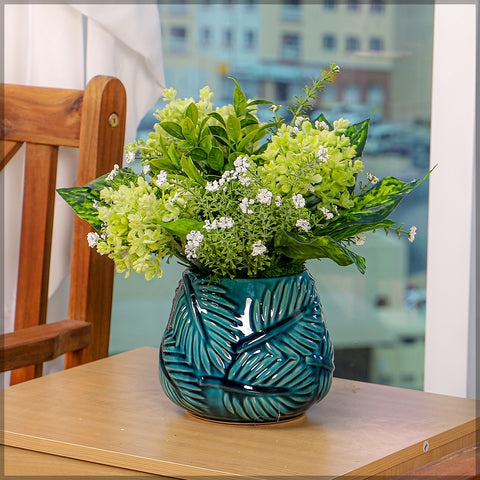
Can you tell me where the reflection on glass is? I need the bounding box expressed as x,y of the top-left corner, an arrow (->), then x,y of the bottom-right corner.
111,3 -> 434,392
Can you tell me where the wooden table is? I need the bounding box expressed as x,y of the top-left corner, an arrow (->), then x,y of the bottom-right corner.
3,347 -> 478,478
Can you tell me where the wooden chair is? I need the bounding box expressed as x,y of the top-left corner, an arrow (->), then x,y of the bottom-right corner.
1,76 -> 126,384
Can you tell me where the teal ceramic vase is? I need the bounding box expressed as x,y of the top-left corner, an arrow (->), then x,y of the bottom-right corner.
158,269 -> 334,424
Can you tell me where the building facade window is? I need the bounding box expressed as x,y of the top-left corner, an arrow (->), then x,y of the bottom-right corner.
347,0 -> 361,11
245,29 -> 256,49
200,27 -> 211,47
170,26 -> 187,52
323,34 -> 336,51
370,0 -> 385,13
346,36 -> 360,52
282,0 -> 302,21
323,0 -> 337,11
369,37 -> 384,51
281,33 -> 301,60
223,29 -> 233,48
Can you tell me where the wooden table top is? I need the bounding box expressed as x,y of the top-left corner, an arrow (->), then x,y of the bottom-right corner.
3,347 -> 478,479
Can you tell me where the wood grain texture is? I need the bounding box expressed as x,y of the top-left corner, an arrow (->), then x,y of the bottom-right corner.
1,84 -> 83,147
3,347 -> 479,479
0,139 -> 23,169
65,76 -> 126,368
2,76 -> 126,384
0,320 -> 91,372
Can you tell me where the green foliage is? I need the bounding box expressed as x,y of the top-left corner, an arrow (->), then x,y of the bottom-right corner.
57,66 -> 429,280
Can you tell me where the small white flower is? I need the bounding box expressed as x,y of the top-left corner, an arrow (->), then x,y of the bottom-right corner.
106,164 -> 120,182
204,219 -> 218,231
125,150 -> 136,164
320,207 -> 334,220
292,126 -> 300,135
256,189 -> 273,206
238,175 -> 252,186
275,196 -> 282,207
251,240 -> 267,257
367,172 -> 379,184
217,217 -> 235,229
142,164 -> 151,175
315,120 -> 330,131
87,232 -> 100,248
408,226 -> 417,243
353,233 -> 366,246
92,200 -> 99,209
296,219 -> 311,232
205,180 -> 220,192
317,145 -> 330,163
185,230 -> 205,260
294,116 -> 306,127
292,193 -> 305,209
269,104 -> 282,112
156,170 -> 168,188
240,198 -> 254,214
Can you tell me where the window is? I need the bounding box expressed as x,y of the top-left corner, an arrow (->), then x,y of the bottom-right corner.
223,29 -> 233,48
200,27 -> 211,47
323,34 -> 336,51
369,37 -> 384,51
370,0 -> 385,13
281,33 -> 301,60
347,0 -> 360,11
324,0 -> 337,11
282,0 -> 301,21
245,29 -> 256,49
346,36 -> 360,52
170,27 -> 187,52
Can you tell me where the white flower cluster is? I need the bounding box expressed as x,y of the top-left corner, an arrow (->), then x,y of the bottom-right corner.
296,219 -> 311,232
408,226 -> 417,243
367,172 -> 379,184
205,156 -> 252,192
353,233 -> 366,246
142,164 -> 151,175
251,240 -> 267,257
292,193 -> 305,209
125,150 -> 136,165
315,120 -> 330,131
106,164 -> 120,182
320,206 -> 334,220
87,231 -> 100,248
317,145 -> 330,163
240,197 -> 255,214
185,230 -> 204,260
156,170 -> 168,188
204,217 -> 235,231
256,189 -> 273,206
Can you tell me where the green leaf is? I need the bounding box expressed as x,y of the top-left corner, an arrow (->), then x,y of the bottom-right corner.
185,102 -> 198,126
167,143 -> 180,168
160,218 -> 204,238
237,128 -> 261,151
274,229 -> 366,274
180,155 -> 206,186
188,147 -> 208,162
246,99 -> 274,107
226,115 -> 242,144
206,147 -> 224,171
159,121 -> 185,139
345,118 -> 370,158
317,173 -> 430,241
57,168 -> 135,233
207,112 -> 226,127
229,78 -> 247,115
149,157 -> 179,172
181,117 -> 196,144
240,116 -> 259,129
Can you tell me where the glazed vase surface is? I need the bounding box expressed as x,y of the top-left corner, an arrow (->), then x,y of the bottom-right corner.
158,269 -> 334,423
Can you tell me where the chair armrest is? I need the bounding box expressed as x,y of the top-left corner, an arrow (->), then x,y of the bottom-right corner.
0,320 -> 91,372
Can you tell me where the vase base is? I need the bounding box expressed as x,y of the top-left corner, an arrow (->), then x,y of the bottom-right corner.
186,412 -> 307,426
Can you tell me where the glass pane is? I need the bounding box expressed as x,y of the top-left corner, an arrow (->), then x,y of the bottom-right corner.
110,3 -> 434,391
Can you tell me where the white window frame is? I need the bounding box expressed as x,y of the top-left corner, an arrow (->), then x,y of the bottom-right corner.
424,2 -> 477,399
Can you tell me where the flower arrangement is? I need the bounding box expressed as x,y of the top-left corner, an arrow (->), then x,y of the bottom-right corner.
59,64 -> 427,281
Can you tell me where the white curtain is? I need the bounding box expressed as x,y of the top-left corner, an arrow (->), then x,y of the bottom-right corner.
3,4 -> 165,379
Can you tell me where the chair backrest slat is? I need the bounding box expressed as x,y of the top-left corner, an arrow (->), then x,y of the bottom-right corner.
2,84 -> 83,147
2,76 -> 126,384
